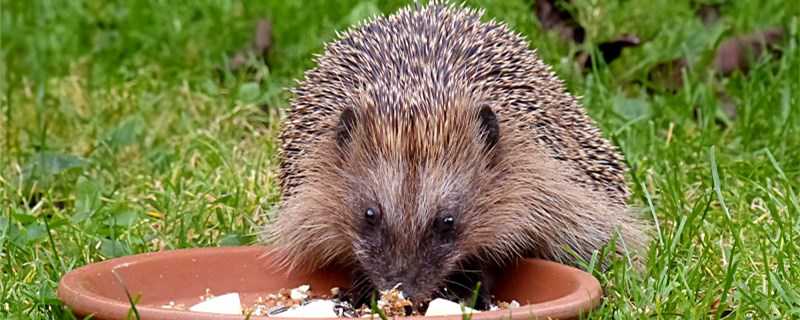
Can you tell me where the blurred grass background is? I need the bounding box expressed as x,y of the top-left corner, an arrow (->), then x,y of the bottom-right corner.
1,0 -> 799,318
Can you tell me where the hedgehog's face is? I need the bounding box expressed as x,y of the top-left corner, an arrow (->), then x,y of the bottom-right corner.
332,101 -> 500,306
349,195 -> 464,306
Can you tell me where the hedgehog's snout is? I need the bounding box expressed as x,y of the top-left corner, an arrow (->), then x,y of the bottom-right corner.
391,283 -> 432,313
377,277 -> 434,307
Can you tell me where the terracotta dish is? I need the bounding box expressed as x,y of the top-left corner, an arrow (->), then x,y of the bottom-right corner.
58,246 -> 602,320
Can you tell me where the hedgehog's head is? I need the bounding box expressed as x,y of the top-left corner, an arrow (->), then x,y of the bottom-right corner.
330,95 -> 509,305
269,94 -> 545,308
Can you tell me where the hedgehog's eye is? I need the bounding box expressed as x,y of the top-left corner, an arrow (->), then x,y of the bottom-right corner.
442,216 -> 455,226
364,207 -> 381,225
435,214 -> 456,234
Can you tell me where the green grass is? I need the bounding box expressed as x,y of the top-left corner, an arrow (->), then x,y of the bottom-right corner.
1,0 -> 798,319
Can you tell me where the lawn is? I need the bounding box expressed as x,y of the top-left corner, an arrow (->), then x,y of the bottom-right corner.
1,0 -> 798,319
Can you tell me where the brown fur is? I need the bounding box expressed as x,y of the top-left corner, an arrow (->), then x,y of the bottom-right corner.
265,0 -> 649,306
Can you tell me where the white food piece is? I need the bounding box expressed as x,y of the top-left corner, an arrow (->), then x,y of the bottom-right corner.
276,300 -> 338,318
509,300 -> 520,308
189,292 -> 242,315
290,284 -> 311,300
424,298 -> 479,317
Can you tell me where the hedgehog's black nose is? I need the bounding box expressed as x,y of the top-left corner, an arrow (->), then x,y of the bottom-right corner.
400,289 -> 431,315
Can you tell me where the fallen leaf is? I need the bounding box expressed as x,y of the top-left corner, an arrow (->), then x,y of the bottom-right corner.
612,95 -> 652,120
72,177 -> 102,223
713,27 -> 785,76
228,53 -> 247,72
692,89 -> 738,127
717,90 -> 737,121
22,223 -> 47,244
253,19 -> 273,55
21,152 -> 88,185
105,209 -> 140,227
597,35 -> 641,64
237,82 -> 261,103
343,1 -> 381,27
224,18 -> 274,75
695,3 -> 721,26
100,238 -> 132,258
707,291 -> 736,318
219,233 -> 246,246
576,34 -> 641,71
104,116 -> 144,150
0,218 -> 11,251
2,217 -> 26,247
19,152 -> 89,207
534,0 -> 585,43
648,58 -> 689,92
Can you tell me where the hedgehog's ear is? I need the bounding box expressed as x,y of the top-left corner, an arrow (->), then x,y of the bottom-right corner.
336,107 -> 357,148
478,104 -> 500,151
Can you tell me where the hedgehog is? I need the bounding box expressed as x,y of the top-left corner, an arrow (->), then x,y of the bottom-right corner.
265,0 -> 649,311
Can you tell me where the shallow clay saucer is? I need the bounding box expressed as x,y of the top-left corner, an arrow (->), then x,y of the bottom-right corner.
58,246 -> 602,320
